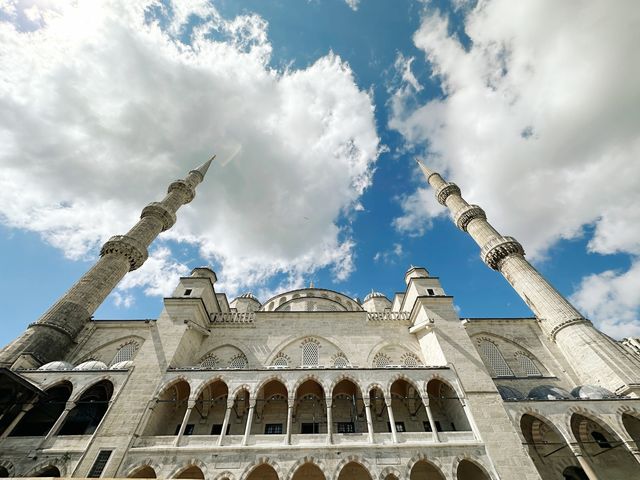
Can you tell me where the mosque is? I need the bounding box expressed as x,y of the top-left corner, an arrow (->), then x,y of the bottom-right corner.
0,158 -> 639,480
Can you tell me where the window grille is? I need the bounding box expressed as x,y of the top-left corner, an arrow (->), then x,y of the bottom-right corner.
199,355 -> 218,369
333,356 -> 348,368
110,342 -> 138,366
402,354 -> 419,367
229,355 -> 247,369
517,353 -> 541,376
272,356 -> 288,367
265,423 -> 283,434
373,353 -> 391,368
337,422 -> 355,433
387,422 -> 405,432
478,340 -> 513,377
302,342 -> 319,366
88,450 -> 112,478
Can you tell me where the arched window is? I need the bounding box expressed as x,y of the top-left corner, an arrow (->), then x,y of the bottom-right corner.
478,340 -> 513,377
591,431 -> 612,449
302,341 -> 319,366
229,355 -> 247,369
517,353 -> 541,376
373,353 -> 391,368
272,356 -> 288,367
199,355 -> 218,369
110,342 -> 138,366
333,356 -> 349,368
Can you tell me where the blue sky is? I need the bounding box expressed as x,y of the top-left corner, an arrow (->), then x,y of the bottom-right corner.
1,0 -> 639,346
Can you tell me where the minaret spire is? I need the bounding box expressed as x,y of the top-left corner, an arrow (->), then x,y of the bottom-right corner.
0,158 -> 215,368
416,160 -> 640,394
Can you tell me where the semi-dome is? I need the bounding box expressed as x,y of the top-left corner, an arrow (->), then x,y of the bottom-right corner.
74,360 -> 108,371
261,288 -> 362,312
38,361 -> 74,371
528,385 -> 573,400
363,291 -> 388,302
110,360 -> 133,370
497,385 -> 525,401
571,385 -> 616,400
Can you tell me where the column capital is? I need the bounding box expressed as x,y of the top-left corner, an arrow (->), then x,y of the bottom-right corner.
436,182 -> 461,205
141,202 -> 176,231
100,235 -> 148,271
168,179 -> 196,203
480,235 -> 524,270
454,204 -> 486,231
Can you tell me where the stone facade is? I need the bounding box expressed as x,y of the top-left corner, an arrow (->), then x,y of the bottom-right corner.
0,162 -> 639,480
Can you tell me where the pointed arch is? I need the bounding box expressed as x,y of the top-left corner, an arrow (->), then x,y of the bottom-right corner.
333,456 -> 374,480
475,337 -> 513,377
286,457 -> 326,480
241,458 -> 281,480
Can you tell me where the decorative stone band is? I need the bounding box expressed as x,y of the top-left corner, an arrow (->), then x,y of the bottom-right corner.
168,179 -> 196,203
548,317 -> 591,341
367,312 -> 411,322
211,312 -> 256,326
436,182 -> 462,205
480,236 -> 525,270
454,204 -> 486,231
100,235 -> 149,271
28,320 -> 77,340
141,202 -> 177,231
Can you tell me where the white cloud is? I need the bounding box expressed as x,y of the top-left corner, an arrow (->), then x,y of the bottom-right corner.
570,261 -> 640,340
373,242 -> 404,264
389,0 -> 640,336
0,0 -> 379,299
344,0 -> 360,12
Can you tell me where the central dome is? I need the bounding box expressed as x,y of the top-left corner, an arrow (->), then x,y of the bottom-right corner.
261,288 -> 362,312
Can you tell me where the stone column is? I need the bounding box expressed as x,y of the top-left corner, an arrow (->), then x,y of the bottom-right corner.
364,400 -> 374,443
0,158 -> 214,368
569,443 -> 599,480
173,401 -> 195,447
285,398 -> 294,445
217,402 -> 233,447
386,400 -> 398,444
326,401 -> 333,444
422,397 -> 439,442
242,402 -> 255,446
0,400 -> 36,439
42,400 -> 76,442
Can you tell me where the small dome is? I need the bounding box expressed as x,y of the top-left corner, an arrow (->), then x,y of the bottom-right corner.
74,360 -> 108,371
571,385 -> 616,400
364,291 -> 387,302
237,292 -> 260,302
528,385 -> 573,400
38,361 -> 74,371
110,360 -> 133,370
497,385 -> 525,401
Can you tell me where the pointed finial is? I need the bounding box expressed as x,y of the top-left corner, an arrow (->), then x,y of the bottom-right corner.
415,158 -> 436,179
309,280 -> 314,288
190,155 -> 216,181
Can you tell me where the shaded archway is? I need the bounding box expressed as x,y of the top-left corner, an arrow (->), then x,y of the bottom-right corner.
59,380 -> 113,435
230,387 -> 250,436
390,378 -> 428,433
369,386 -> 389,434
187,380 -> 228,435
175,466 -> 205,479
337,462 -> 372,480
10,382 -> 72,436
426,379 -> 470,432
34,466 -> 61,477
622,413 -> 640,449
294,379 -> 326,434
571,413 -> 639,478
143,380 -> 190,436
0,467 -> 8,478
521,413 -> 581,480
410,460 -> 445,480
128,466 -> 157,478
291,463 -> 325,480
563,466 -> 588,480
332,379 -> 365,434
246,464 -> 278,480
254,380 -> 288,435
456,459 -> 490,480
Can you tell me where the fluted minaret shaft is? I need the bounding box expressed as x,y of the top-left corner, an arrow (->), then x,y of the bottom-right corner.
417,161 -> 640,394
0,157 -> 214,367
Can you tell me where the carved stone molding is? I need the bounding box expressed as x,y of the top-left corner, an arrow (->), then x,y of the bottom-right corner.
436,182 -> 461,205
168,179 -> 196,203
454,204 -> 486,231
100,235 -> 149,271
548,317 -> 591,340
480,236 -> 524,270
141,202 -> 177,231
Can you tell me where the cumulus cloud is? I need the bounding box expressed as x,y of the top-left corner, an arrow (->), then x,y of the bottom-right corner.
0,0 -> 379,301
373,242 -> 404,264
389,0 -> 640,336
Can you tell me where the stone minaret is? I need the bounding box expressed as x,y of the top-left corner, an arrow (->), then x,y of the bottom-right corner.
416,160 -> 640,395
0,157 -> 214,368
